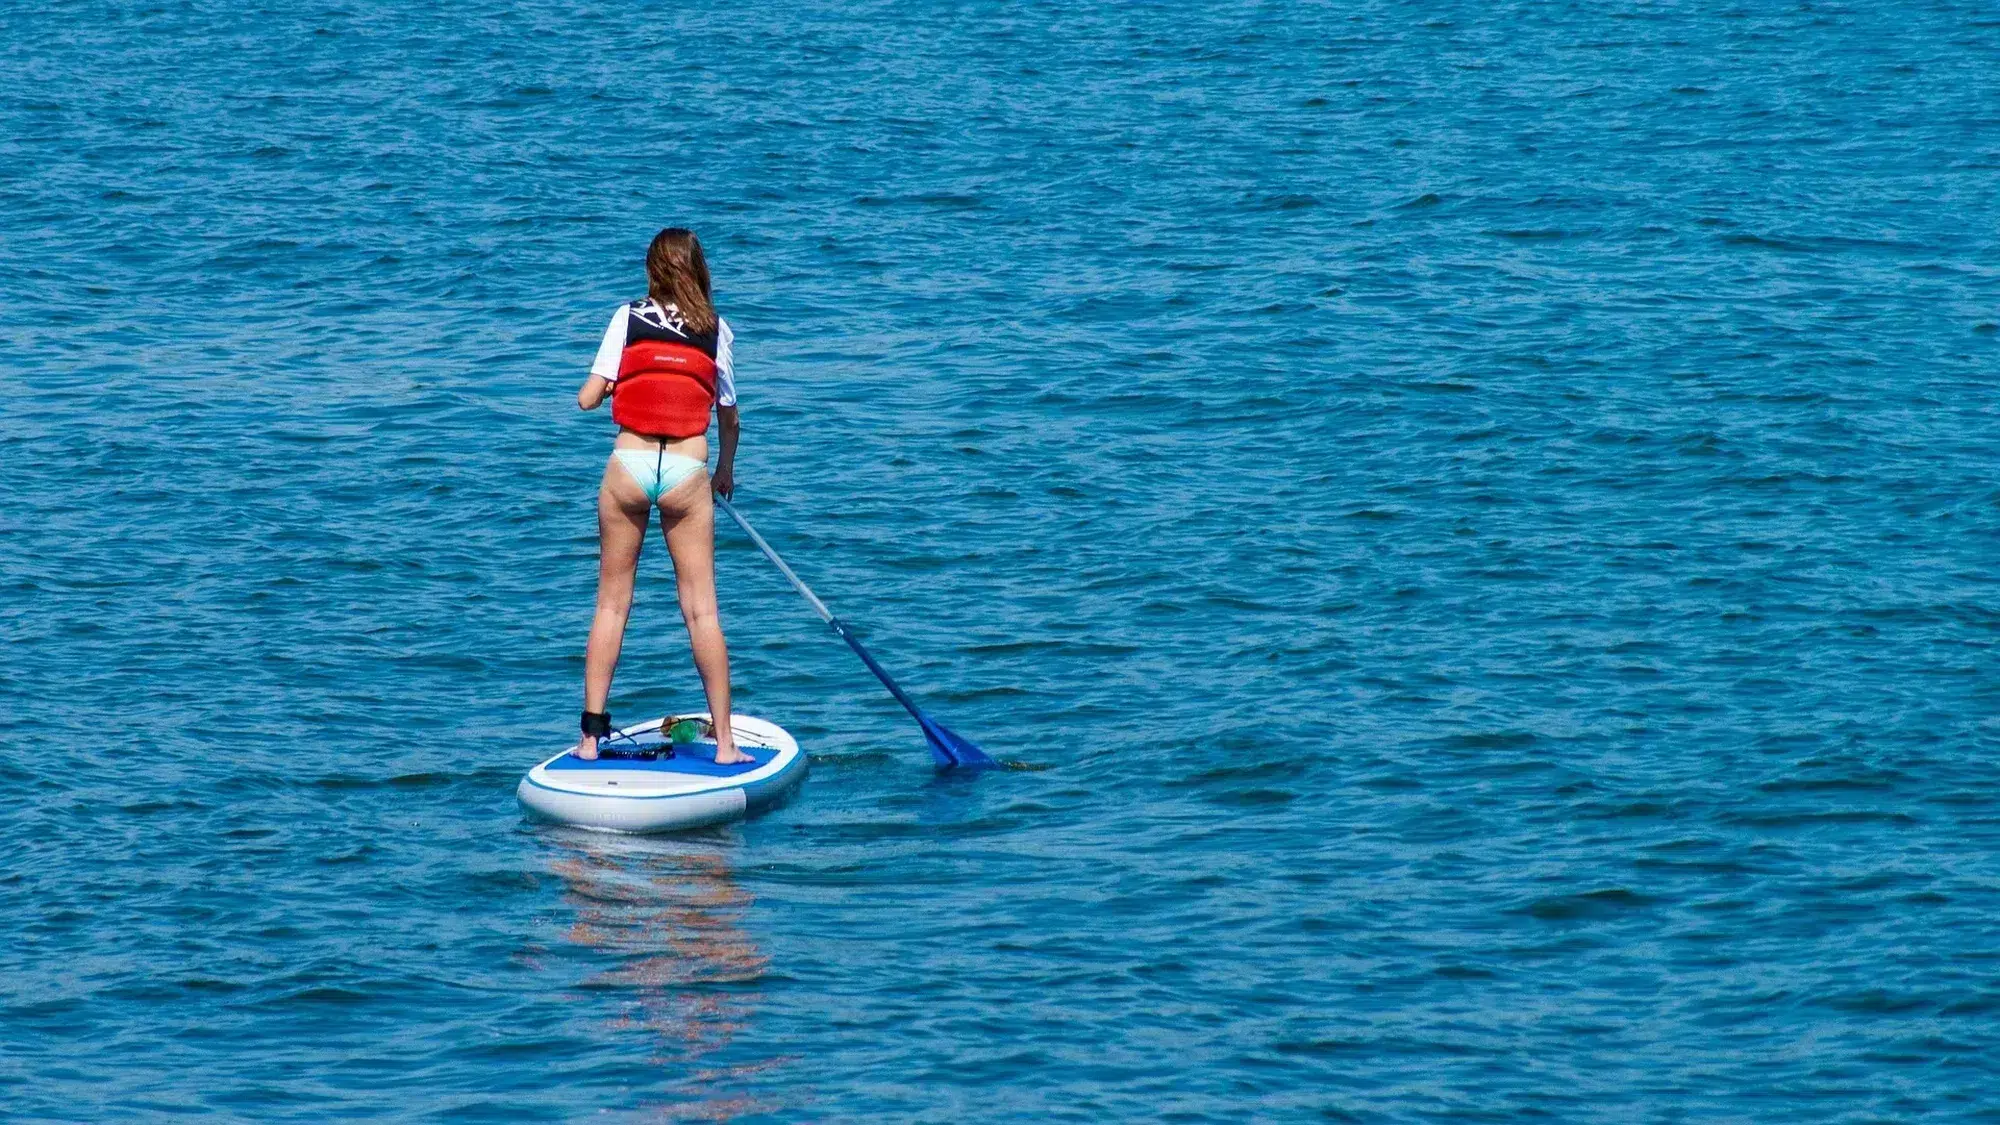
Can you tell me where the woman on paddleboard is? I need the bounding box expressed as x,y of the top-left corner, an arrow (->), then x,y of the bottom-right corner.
574,228 -> 750,764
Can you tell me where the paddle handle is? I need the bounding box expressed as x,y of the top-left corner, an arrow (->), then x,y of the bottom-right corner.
831,623 -> 927,722
717,496 -> 991,768
716,496 -> 836,625
716,496 -> 928,724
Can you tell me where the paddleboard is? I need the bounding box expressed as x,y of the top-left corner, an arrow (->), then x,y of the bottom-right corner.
517,714 -> 806,833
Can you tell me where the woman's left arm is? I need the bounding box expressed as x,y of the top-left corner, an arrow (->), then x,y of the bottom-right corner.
713,405 -> 739,499
581,305 -> 626,410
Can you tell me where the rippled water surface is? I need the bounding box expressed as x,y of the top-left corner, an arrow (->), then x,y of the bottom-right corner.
6,1 -> 2000,1120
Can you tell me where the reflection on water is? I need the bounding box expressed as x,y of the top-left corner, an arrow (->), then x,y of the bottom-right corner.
548,831 -> 781,1122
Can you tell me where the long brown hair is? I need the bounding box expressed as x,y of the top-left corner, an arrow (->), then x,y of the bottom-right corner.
644,227 -> 716,333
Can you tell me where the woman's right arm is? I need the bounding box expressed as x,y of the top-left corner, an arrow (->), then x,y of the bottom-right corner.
712,405 -> 739,498
578,375 -> 611,410
711,318 -> 740,498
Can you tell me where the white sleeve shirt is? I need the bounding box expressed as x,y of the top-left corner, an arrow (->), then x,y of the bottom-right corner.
589,301 -> 737,408
714,318 -> 736,407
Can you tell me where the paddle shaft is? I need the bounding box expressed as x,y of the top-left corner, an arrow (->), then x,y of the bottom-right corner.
715,496 -> 928,721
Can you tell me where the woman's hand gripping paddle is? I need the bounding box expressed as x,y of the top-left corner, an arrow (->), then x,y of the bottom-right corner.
717,496 -> 996,770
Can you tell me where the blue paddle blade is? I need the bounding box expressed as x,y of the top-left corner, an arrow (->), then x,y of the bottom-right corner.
919,712 -> 997,770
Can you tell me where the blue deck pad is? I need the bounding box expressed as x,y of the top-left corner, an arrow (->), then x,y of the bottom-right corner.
549,742 -> 771,777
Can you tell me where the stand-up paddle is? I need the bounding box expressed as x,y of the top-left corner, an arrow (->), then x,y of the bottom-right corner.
717,496 -> 996,770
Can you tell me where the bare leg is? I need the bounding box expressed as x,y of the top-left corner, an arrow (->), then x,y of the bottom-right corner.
580,457 -> 652,759
658,473 -> 748,763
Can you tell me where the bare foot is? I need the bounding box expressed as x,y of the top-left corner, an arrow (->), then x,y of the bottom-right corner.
713,735 -> 752,766
577,735 -> 599,761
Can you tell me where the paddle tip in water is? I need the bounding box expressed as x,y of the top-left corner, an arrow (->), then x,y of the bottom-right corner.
919,713 -> 998,771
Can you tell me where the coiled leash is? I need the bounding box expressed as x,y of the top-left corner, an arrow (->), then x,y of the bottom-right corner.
578,710 -> 665,759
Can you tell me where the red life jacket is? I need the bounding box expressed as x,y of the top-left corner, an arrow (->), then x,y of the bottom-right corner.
610,300 -> 719,438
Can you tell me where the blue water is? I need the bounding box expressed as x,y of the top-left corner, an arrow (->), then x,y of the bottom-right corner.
5,1 -> 1999,1120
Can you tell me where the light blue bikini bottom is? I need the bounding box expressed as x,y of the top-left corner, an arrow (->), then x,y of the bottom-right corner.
613,448 -> 705,503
